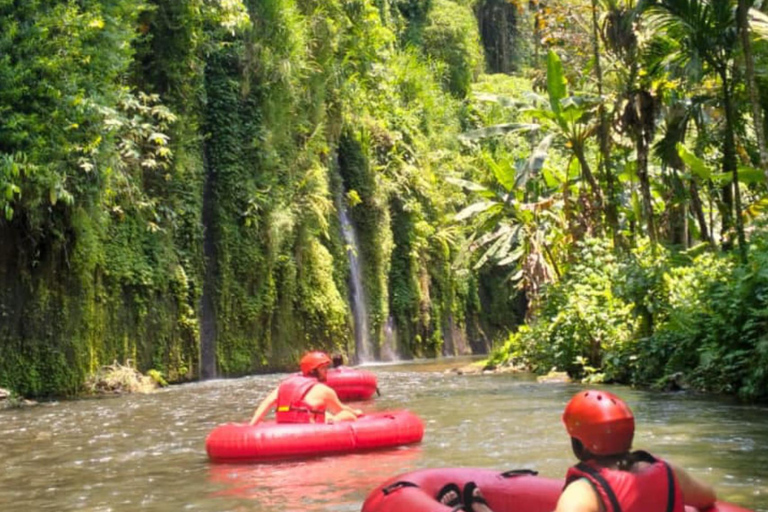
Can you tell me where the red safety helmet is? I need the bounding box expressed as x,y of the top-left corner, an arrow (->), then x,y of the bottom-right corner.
300,351 -> 332,376
562,390 -> 635,456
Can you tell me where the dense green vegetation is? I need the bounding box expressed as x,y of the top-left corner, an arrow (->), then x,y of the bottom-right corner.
0,0 -> 510,397
1,0 -> 768,401
464,0 -> 768,401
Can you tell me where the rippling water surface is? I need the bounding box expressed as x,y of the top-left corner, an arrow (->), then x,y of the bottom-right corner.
1,358 -> 766,511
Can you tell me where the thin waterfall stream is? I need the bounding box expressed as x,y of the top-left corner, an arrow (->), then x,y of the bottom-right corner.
338,196 -> 372,363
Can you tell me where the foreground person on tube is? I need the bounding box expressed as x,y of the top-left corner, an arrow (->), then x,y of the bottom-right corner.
248,351 -> 363,425
554,389 -> 716,512
439,390 -> 717,512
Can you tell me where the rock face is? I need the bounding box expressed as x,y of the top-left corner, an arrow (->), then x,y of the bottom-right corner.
475,0 -> 519,74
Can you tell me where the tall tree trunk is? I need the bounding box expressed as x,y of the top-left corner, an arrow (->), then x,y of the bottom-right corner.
533,0 -> 542,68
738,0 -> 768,175
717,71 -> 735,251
590,0 -> 621,248
633,90 -> 658,247
636,134 -> 657,245
574,145 -> 605,224
665,169 -> 687,247
722,73 -> 747,262
689,180 -> 713,247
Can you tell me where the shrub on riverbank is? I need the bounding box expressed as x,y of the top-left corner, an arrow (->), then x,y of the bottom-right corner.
491,231 -> 768,401
84,361 -> 166,395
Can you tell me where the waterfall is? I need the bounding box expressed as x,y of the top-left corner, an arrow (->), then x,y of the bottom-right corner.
338,200 -> 372,363
200,145 -> 217,379
382,315 -> 400,361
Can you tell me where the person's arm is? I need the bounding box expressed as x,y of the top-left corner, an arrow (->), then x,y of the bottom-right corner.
669,462 -> 717,510
249,388 -> 278,425
554,479 -> 602,512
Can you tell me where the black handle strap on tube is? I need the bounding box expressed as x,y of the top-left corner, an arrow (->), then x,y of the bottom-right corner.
500,469 -> 539,478
381,480 -> 419,495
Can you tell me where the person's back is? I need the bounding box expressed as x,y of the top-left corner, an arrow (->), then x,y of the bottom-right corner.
303,382 -> 345,413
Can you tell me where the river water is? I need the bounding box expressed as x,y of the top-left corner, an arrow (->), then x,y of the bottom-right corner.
1,358 -> 766,512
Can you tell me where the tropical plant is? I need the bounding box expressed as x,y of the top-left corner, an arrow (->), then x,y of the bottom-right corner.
462,50 -> 606,236
649,0 -> 748,258
450,135 -> 568,312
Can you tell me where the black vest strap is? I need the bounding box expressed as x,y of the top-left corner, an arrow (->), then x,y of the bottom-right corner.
663,462 -> 676,512
568,452 -> 676,512
573,462 -> 623,512
288,405 -> 325,415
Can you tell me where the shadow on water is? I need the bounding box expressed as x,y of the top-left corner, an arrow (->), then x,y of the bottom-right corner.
1,357 -> 767,511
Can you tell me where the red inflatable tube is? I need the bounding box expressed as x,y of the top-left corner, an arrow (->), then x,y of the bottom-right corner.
325,367 -> 379,401
362,468 -> 754,512
205,410 -> 424,463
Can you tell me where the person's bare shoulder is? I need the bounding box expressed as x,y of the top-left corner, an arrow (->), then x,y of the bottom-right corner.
312,383 -> 334,394
306,383 -> 338,401
555,479 -> 602,512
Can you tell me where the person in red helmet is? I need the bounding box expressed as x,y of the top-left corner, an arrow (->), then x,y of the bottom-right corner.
248,351 -> 363,425
554,389 -> 716,512
443,390 -> 717,512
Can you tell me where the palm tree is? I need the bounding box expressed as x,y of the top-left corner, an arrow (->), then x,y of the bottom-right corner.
738,0 -> 768,172
649,0 -> 748,260
592,0 -> 622,244
602,0 -> 660,246
652,94 -> 717,247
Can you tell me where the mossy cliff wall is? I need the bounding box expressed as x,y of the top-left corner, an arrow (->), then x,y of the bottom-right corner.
0,0 -> 522,396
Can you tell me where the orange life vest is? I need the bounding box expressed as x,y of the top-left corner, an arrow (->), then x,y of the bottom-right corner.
275,375 -> 326,424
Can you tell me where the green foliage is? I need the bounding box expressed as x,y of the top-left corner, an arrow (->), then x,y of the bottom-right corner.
421,0 -> 484,98
495,238 -> 638,381
24,0 -> 768,404
639,230 -> 768,400
0,0 -> 145,231
491,228 -> 768,401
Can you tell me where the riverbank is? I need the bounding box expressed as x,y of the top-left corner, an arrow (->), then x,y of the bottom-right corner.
448,359 -> 572,383
0,361 -> 167,408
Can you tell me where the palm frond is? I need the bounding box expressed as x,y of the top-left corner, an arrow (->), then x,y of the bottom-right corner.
458,123 -> 541,142
750,8 -> 768,41
472,92 -> 525,108
454,201 -> 501,221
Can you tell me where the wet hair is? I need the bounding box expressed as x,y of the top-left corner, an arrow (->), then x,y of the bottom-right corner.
308,365 -> 328,381
331,354 -> 344,367
571,438 -> 639,471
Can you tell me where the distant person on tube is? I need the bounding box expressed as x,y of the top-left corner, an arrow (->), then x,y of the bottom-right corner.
248,351 -> 363,425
